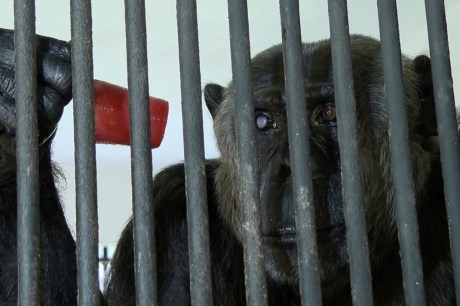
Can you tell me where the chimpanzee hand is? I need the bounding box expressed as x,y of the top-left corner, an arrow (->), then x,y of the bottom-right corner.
0,28 -> 72,145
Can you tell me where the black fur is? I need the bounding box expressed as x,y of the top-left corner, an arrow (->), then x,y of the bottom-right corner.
0,137 -> 78,304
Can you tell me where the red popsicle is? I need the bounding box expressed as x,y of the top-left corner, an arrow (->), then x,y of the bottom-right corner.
94,80 -> 169,148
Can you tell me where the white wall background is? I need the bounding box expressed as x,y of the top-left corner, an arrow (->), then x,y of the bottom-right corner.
0,0 -> 459,244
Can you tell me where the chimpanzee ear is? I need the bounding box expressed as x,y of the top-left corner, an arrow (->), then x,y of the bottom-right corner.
413,55 -> 437,138
204,83 -> 224,118
413,55 -> 432,96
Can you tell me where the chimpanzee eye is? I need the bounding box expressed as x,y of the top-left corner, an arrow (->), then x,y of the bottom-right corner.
255,111 -> 276,131
314,103 -> 337,124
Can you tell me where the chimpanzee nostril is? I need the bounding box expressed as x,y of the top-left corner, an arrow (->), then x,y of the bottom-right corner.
279,164 -> 291,180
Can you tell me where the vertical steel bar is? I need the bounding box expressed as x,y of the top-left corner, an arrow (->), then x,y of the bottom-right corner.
424,0 -> 460,302
14,0 -> 41,304
176,0 -> 213,305
327,0 -> 374,305
278,0 -> 322,305
226,0 -> 268,305
124,0 -> 157,304
376,1 -> 426,305
70,0 -> 100,304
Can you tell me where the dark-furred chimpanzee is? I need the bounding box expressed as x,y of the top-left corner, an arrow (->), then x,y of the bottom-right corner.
104,35 -> 457,305
0,29 -> 79,304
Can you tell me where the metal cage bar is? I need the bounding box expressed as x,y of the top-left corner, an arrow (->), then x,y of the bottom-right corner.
327,0 -> 374,305
70,0 -> 101,304
278,0 -> 322,305
14,0 -> 41,304
376,1 -> 426,305
424,0 -> 460,302
8,1 -> 459,305
124,0 -> 158,304
176,0 -> 213,305
226,0 -> 268,305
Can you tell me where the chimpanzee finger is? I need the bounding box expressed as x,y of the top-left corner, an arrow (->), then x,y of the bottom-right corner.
0,64 -> 19,134
37,85 -> 66,137
0,32 -> 15,68
37,51 -> 72,104
0,96 -> 16,134
0,64 -> 17,133
0,85 -> 65,142
36,34 -> 71,62
0,64 -> 15,99
37,86 -> 66,144
0,29 -> 14,53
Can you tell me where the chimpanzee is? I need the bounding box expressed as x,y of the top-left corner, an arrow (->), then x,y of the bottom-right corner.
0,29 -> 78,304
105,35 -> 456,305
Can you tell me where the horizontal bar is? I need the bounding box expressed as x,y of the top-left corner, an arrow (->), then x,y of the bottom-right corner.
227,0 -> 268,305
14,0 -> 41,304
327,0 -> 374,305
424,0 -> 460,302
70,0 -> 100,304
176,0 -> 213,305
377,1 -> 426,305
124,0 -> 157,304
278,0 -> 322,305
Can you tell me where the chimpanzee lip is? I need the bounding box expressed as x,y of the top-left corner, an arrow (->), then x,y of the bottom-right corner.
263,223 -> 345,246
262,227 -> 296,246
262,227 -> 295,246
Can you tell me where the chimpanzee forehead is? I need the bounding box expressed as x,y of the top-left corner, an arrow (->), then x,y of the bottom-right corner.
304,82 -> 334,99
250,40 -> 334,91
249,35 -> 381,101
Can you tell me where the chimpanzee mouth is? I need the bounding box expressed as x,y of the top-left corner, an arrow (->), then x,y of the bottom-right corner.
263,223 -> 345,247
263,227 -> 296,246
